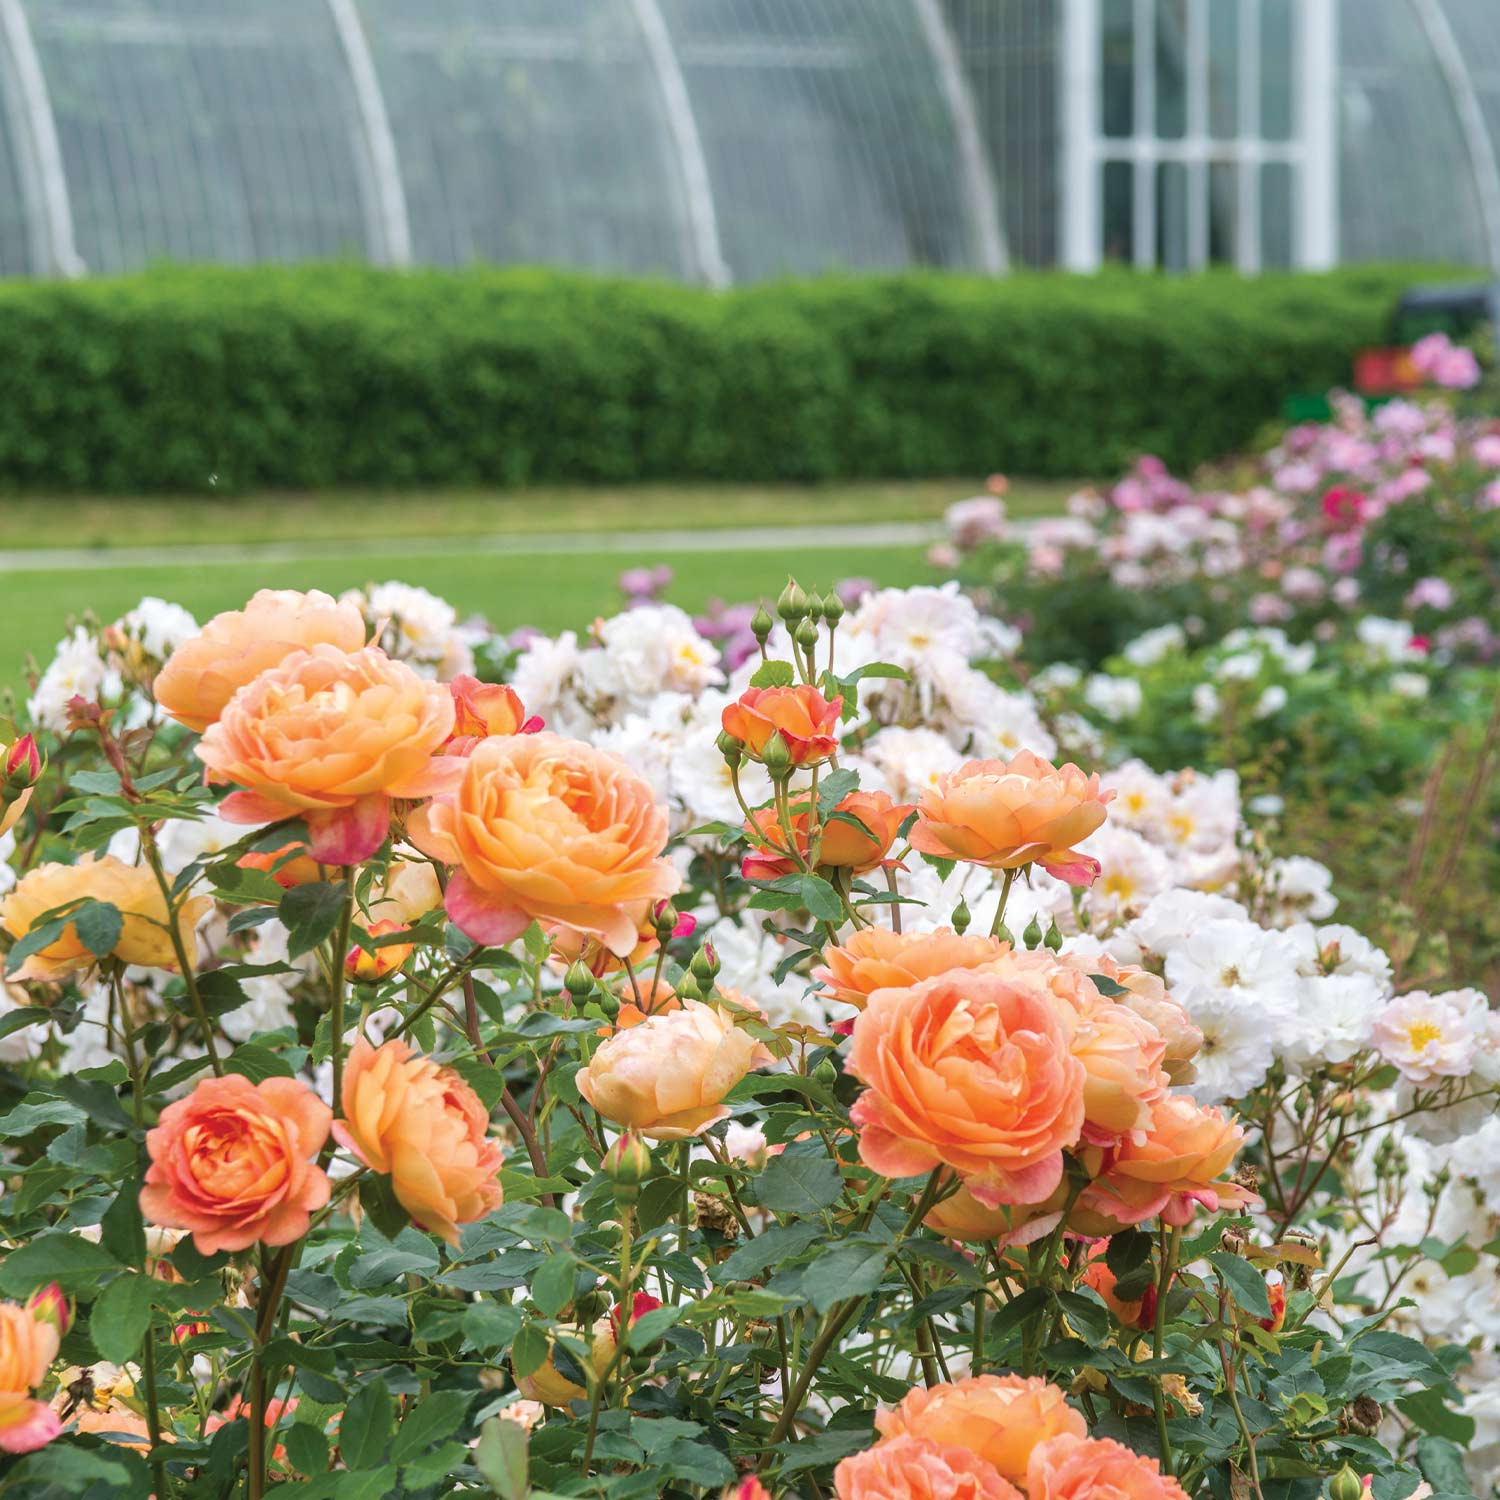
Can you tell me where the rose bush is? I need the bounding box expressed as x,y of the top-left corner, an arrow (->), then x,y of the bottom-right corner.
0,563 -> 1493,1500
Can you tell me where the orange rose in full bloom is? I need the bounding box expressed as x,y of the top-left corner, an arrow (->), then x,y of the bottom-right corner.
140,1075 -> 332,1255
409,732 -> 679,956
333,1038 -> 504,1246
875,1376 -> 1087,1484
577,1000 -> 762,1140
1026,1435 -> 1189,1500
721,685 -> 843,765
446,675 -> 543,755
834,1434 -> 1022,1500
1,855 -> 211,983
197,644 -> 457,865
0,1291 -> 65,1454
154,588 -> 367,733
817,791 -> 916,872
846,971 -> 1084,1206
909,750 -> 1114,886
1078,1095 -> 1258,1230
814,927 -> 1010,1013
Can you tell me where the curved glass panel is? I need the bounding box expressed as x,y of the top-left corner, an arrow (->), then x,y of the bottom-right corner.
0,39 -> 37,274
1337,0 -> 1485,265
356,0 -> 692,276
26,0 -> 370,274
655,0 -> 973,280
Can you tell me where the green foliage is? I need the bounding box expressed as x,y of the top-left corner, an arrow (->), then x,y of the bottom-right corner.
0,263 -> 1439,493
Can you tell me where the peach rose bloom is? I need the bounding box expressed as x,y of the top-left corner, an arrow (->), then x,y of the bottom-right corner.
198,643 -> 457,865
818,790 -> 916,872
1056,953 -> 1202,1081
909,750 -> 1114,886
140,1075 -> 332,1255
814,927 -> 1010,1013
846,971 -> 1085,1206
0,1292 -> 65,1454
154,587 -> 367,733
834,1433 -> 1023,1500
1068,991 -> 1169,1148
333,1038 -> 504,1246
446,675 -> 543,755
721,684 -> 843,765
1026,1434 -> 1189,1500
876,1376 -> 1087,1484
1079,1095 -> 1259,1230
409,731 -> 679,956
577,1000 -> 762,1140
924,1179 -> 1070,1247
1,855 -> 211,983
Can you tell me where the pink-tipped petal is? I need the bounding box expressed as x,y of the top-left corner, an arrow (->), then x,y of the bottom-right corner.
444,871 -> 532,948
305,796 -> 390,865
0,1401 -> 61,1454
1040,852 -> 1103,888
218,789 -> 296,826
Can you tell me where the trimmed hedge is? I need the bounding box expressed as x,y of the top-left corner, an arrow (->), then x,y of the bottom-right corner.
0,263 -> 1439,492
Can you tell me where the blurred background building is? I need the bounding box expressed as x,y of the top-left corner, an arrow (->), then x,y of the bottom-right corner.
0,0 -> 1494,284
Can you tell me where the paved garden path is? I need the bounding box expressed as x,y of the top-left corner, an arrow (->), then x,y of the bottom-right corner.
0,521 -> 942,573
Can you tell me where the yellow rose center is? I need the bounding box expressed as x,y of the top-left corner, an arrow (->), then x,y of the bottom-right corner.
1405,1020 -> 1442,1052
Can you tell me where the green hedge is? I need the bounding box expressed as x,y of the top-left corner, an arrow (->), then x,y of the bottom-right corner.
0,263 -> 1439,492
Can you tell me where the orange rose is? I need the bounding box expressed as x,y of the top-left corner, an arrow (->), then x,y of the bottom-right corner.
198,644 -> 457,865
740,805 -> 810,882
1055,953 -> 1202,1081
446,675 -> 542,755
846,971 -> 1084,1206
140,1075 -> 332,1255
154,588 -> 367,733
877,1377 -> 1086,1484
834,1434 -> 1022,1500
577,1000 -> 762,1140
909,750 -> 1114,886
0,1292 -> 64,1454
2,855 -> 211,983
333,1038 -> 504,1246
721,685 -> 843,766
237,843 -> 322,890
1078,1241 -> 1158,1330
924,1179 -> 1069,1248
814,927 -> 1010,1013
409,732 -> 679,957
514,1319 -> 617,1407
817,791 -> 915,872
345,918 -> 414,981
1078,1095 -> 1259,1230
1026,1435 -> 1189,1500
1067,990 -> 1169,1149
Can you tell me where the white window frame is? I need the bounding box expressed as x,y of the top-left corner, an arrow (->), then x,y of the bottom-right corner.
1060,0 -> 1337,271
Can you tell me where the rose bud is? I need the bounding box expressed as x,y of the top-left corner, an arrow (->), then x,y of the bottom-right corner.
601,1132 -> 653,1204
345,919 -> 414,982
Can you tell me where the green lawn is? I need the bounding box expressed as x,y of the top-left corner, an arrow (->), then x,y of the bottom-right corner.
0,477 -> 1073,552
1,543 -> 942,707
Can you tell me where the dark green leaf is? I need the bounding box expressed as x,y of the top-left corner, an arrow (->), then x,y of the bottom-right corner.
749,660 -> 795,688
340,1381 -> 395,1470
283,1423 -> 331,1477
1209,1252 -> 1273,1321
91,1274 -> 155,1363
463,1301 -> 523,1354
800,1240 -> 891,1314
224,1043 -> 295,1083
391,1390 -> 471,1465
280,882 -> 348,958
531,1252 -> 578,1319
0,1232 -> 118,1294
511,1322 -> 550,1379
1089,972 -> 1129,997
754,1151 -> 843,1215
1417,1436 -> 1476,1498
475,1415 -> 529,1500
74,899 -> 124,957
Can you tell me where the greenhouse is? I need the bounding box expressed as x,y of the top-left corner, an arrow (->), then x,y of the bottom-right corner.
0,0 -> 1496,283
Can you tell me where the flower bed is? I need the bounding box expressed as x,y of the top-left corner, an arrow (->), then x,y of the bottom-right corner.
0,566 -> 1494,1500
